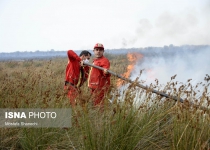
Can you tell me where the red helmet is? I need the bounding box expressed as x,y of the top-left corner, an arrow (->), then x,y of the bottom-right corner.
94,43 -> 104,50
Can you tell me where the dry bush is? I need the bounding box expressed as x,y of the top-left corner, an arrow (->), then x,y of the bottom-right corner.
0,54 -> 209,150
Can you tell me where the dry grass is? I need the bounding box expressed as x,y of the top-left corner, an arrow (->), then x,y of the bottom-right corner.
0,54 -> 209,150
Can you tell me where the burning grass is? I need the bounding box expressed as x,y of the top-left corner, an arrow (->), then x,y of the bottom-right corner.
0,55 -> 210,150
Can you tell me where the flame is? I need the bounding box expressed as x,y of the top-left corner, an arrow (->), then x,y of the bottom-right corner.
117,53 -> 143,87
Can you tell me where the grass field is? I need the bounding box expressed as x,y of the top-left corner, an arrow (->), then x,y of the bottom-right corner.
0,53 -> 209,150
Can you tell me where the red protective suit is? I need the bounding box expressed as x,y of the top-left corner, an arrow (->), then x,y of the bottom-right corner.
65,50 -> 90,106
88,56 -> 111,106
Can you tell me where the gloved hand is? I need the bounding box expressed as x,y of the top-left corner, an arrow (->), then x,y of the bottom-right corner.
104,69 -> 108,74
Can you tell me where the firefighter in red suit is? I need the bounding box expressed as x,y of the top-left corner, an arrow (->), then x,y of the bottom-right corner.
65,50 -> 91,106
88,43 -> 111,106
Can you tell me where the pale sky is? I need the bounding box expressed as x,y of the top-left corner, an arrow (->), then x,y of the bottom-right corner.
0,0 -> 209,52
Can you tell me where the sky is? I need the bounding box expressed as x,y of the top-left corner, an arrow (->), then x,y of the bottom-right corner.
0,0 -> 210,53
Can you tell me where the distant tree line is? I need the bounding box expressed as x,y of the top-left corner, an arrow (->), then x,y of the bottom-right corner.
0,45 -> 209,61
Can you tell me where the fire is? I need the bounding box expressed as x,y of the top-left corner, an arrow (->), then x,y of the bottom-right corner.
117,53 -> 143,87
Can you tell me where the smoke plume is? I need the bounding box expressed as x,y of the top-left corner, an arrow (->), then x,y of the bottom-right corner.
130,47 -> 210,93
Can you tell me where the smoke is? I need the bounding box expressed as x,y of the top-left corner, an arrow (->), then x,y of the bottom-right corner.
120,1 -> 210,48
136,19 -> 153,37
130,47 -> 210,92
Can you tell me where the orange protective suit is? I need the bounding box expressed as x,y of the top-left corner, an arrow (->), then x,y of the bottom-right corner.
88,56 -> 111,106
65,50 -> 90,106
